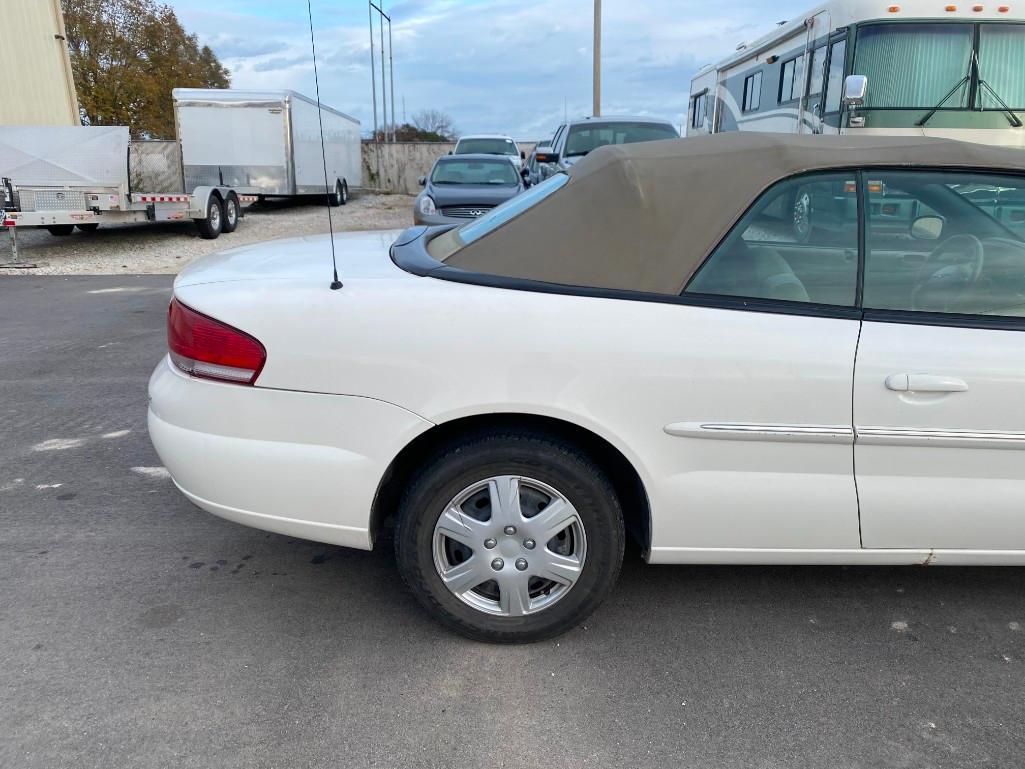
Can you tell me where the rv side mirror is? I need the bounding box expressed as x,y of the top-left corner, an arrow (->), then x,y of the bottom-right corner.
418,175 -> 427,187
910,215 -> 944,241
842,75 -> 868,108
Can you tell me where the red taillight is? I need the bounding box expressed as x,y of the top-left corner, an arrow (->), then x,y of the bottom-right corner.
167,299 -> 266,385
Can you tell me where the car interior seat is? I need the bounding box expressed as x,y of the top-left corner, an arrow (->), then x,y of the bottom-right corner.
691,241 -> 811,302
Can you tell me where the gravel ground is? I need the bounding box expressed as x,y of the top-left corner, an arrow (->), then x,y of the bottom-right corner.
0,194 -> 416,275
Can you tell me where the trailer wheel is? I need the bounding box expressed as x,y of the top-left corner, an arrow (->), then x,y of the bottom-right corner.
46,225 -> 75,236
76,223 -> 99,233
221,193 -> 240,234
329,180 -> 347,207
195,196 -> 224,240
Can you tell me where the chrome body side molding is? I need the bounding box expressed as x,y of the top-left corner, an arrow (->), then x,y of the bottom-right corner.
855,427 -> 1025,449
664,422 -> 854,444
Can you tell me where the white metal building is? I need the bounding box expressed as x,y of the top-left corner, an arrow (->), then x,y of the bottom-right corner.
0,0 -> 80,126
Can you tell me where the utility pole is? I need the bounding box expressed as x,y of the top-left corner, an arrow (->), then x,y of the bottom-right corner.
388,16 -> 396,142
379,10 -> 387,141
593,0 -> 602,117
368,2 -> 380,181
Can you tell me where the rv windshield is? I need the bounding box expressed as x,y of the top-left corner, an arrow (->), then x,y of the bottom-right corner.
854,22 -> 1025,111
854,23 -> 973,109
978,24 -> 1025,109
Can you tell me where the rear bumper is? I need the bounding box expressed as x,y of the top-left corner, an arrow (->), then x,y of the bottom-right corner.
147,357 -> 433,550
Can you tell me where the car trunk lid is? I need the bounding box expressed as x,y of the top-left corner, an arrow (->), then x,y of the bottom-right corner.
175,230 -> 410,289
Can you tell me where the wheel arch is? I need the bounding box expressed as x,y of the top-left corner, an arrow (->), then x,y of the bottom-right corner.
371,412 -> 652,556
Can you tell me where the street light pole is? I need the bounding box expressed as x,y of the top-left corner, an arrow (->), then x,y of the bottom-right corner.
593,0 -> 601,117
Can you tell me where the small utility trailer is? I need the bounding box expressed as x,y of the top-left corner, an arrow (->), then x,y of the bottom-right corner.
0,125 -> 256,263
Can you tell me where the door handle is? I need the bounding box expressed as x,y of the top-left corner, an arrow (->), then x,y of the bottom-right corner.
885,374 -> 969,393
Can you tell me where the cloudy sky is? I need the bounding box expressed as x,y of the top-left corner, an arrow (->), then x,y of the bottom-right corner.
169,0 -> 809,139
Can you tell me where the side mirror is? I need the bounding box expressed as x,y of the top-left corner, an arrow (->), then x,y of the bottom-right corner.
910,215 -> 944,241
418,175 -> 427,187
842,75 -> 868,108
535,152 -> 560,164
521,150 -> 526,160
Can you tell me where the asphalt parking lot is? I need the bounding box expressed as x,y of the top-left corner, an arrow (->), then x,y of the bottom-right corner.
3,275 -> 1025,768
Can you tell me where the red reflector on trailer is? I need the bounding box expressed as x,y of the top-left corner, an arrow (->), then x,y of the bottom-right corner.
2,220 -> 15,227
167,299 -> 266,385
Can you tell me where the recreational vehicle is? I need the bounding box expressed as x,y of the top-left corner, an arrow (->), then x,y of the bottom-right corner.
688,0 -> 1025,147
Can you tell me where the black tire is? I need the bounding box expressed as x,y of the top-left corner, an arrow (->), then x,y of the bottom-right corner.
46,225 -> 74,236
328,180 -> 347,207
221,193 -> 240,234
195,196 -> 223,240
76,223 -> 99,233
395,431 -> 625,643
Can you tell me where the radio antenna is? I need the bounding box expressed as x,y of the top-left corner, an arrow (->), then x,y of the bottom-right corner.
306,0 -> 343,290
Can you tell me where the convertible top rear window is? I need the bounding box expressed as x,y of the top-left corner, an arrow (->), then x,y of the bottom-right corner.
427,174 -> 569,260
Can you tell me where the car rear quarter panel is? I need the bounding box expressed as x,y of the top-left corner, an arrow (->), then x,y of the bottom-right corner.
175,275 -> 859,556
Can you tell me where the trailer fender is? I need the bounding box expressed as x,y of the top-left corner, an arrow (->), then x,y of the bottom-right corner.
189,186 -> 224,220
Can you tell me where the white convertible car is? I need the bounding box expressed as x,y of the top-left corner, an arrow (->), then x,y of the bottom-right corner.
150,134 -> 1025,642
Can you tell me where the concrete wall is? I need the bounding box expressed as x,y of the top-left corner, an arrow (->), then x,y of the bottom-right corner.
0,0 -> 80,126
362,141 -> 537,195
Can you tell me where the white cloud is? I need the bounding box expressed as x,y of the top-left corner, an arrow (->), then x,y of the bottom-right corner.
169,0 -> 811,138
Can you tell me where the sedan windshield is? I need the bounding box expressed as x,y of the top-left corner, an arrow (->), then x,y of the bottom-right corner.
431,160 -> 519,186
563,121 -> 678,157
455,138 -> 518,156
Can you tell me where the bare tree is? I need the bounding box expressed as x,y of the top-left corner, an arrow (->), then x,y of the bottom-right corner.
411,109 -> 456,140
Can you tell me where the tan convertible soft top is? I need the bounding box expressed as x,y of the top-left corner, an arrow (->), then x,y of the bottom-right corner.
442,132 -> 1025,295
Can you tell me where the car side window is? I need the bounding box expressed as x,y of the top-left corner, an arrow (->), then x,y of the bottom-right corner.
686,173 -> 859,306
863,171 -> 1025,317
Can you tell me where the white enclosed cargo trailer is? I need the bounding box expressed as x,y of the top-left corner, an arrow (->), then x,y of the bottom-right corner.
0,125 -> 257,262
173,89 -> 362,205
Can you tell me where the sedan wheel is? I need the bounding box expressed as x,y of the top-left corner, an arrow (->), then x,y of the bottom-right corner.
396,432 -> 624,643
433,475 -> 587,617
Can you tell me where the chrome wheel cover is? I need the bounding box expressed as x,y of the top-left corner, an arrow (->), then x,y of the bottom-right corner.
432,475 -> 586,617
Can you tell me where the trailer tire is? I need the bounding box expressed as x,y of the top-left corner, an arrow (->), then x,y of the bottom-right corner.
76,223 -> 99,233
329,180 -> 347,207
221,193 -> 240,234
46,225 -> 75,237
196,196 -> 224,240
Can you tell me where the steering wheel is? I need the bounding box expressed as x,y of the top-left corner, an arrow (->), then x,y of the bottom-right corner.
911,233 -> 985,312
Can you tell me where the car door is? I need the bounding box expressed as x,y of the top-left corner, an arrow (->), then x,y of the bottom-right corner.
665,171 -> 864,554
856,169 -> 1025,550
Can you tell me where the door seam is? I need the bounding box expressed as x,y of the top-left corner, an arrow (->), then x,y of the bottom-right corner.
852,318 -> 865,548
